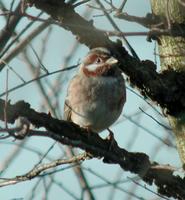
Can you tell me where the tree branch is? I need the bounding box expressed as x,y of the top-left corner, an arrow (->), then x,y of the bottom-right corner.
27,0 -> 113,48
114,12 -> 185,41
0,2 -> 24,52
114,12 -> 161,28
0,153 -> 87,187
0,99 -> 185,199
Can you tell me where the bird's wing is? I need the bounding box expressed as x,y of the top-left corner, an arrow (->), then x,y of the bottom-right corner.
64,98 -> 72,121
64,74 -> 80,121
63,74 -> 79,121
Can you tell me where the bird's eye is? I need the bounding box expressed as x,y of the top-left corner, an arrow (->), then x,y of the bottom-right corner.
95,57 -> 102,64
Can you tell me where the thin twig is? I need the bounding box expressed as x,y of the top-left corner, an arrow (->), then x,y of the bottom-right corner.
0,153 -> 88,187
139,107 -> 171,130
0,64 -> 78,98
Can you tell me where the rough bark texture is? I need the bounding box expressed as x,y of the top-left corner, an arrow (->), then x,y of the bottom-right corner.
151,0 -> 185,164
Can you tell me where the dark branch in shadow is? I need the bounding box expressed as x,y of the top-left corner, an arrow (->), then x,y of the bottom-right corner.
0,99 -> 185,199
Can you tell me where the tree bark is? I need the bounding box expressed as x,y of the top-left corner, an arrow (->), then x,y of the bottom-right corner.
151,0 -> 185,165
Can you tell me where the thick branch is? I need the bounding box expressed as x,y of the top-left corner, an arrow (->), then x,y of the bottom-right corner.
27,0 -> 113,49
0,99 -> 185,199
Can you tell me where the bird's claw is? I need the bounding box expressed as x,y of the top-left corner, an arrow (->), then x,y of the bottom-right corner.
106,128 -> 117,151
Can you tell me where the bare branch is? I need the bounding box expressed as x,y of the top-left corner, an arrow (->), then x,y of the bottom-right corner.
0,64 -> 78,98
0,20 -> 50,71
114,12 -> 161,28
0,2 -> 24,52
0,99 -> 185,199
0,153 -> 88,187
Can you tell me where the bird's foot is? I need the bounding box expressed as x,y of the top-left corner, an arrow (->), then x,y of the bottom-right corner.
106,128 -> 117,151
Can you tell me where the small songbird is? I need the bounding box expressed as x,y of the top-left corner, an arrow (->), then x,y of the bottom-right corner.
64,47 -> 126,133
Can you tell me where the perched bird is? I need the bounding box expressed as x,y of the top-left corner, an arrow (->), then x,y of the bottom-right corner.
64,47 -> 126,133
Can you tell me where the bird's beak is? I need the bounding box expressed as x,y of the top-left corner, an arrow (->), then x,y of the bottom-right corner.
105,57 -> 118,66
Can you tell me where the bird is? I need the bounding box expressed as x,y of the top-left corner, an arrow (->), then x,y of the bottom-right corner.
64,47 -> 126,134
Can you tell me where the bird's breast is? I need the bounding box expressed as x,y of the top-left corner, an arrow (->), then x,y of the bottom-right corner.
68,75 -> 125,132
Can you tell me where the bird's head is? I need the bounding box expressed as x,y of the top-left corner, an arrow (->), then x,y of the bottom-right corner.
80,47 -> 119,77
